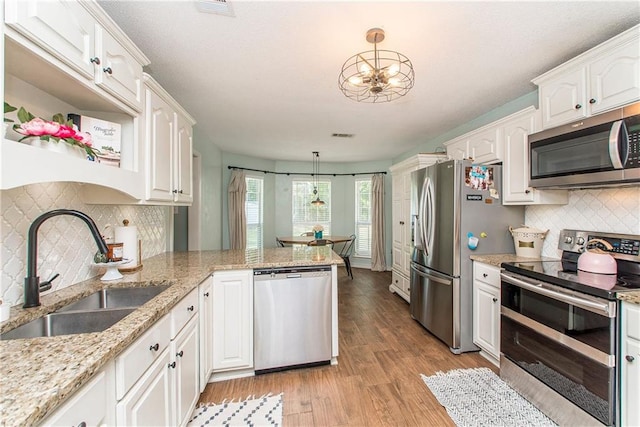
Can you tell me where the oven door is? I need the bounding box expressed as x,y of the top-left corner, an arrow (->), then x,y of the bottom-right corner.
500,273 -> 617,426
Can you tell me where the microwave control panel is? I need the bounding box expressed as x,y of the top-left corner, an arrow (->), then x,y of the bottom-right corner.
559,229 -> 640,260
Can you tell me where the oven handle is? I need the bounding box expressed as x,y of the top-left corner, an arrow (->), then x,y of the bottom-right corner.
500,273 -> 615,317
501,307 -> 615,367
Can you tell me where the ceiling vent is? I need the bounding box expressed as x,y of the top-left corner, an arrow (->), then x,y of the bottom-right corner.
332,133 -> 355,138
195,0 -> 235,17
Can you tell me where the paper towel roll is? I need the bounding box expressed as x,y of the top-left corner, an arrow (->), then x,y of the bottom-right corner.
115,224 -> 139,266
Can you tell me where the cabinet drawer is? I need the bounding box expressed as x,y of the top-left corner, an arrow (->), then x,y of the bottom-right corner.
624,303 -> 640,340
171,288 -> 198,339
115,313 -> 171,400
473,262 -> 501,288
43,369 -> 108,426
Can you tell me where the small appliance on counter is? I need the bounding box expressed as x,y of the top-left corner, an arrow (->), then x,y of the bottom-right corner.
500,229 -> 640,426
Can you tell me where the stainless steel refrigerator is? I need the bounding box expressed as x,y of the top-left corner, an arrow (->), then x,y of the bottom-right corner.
410,159 -> 523,354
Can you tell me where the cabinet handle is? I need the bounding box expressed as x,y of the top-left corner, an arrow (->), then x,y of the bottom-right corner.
77,422 -> 87,427
187,305 -> 194,312
103,67 -> 113,75
525,189 -> 531,194
399,221 -> 405,225
492,297 -> 498,303
204,292 -> 210,297
177,350 -> 184,358
626,355 -> 635,362
168,361 -> 176,369
589,98 -> 596,104
574,104 -> 582,110
483,273 -> 488,278
179,190 -> 184,194
173,189 -> 178,194
90,57 -> 100,65
149,343 -> 159,352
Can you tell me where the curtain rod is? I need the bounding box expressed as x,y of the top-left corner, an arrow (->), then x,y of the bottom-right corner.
227,166 -> 387,176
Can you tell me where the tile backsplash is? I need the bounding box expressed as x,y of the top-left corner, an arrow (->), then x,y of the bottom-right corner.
525,187 -> 640,258
1,183 -> 169,306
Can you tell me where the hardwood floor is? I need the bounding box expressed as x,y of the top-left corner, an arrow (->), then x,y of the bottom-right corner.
198,267 -> 495,426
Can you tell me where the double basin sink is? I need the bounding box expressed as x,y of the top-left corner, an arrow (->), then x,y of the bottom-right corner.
1,285 -> 170,340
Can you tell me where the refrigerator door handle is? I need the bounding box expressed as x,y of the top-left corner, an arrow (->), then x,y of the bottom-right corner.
424,177 -> 435,256
416,177 -> 429,253
410,263 -> 451,285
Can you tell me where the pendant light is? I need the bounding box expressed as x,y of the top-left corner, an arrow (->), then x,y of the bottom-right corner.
311,151 -> 325,206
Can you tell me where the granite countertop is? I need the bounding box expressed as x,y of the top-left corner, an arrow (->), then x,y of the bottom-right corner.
470,253 -> 640,305
0,247 -> 342,427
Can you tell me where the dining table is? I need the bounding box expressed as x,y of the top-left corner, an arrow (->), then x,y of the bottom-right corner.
276,235 -> 352,246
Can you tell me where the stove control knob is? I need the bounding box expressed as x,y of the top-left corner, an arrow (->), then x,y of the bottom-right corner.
576,237 -> 585,245
564,236 -> 573,244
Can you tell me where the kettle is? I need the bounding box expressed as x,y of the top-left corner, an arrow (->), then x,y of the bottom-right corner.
577,239 -> 617,275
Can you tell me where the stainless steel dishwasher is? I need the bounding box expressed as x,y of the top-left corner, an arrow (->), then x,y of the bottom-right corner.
253,265 -> 332,374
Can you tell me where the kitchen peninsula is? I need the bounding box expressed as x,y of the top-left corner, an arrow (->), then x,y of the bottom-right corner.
0,247 -> 343,427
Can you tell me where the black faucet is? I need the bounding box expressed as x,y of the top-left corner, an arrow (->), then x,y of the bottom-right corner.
23,209 -> 109,308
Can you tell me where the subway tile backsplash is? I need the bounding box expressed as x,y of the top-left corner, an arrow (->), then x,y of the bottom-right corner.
525,187 -> 640,258
1,183 -> 169,306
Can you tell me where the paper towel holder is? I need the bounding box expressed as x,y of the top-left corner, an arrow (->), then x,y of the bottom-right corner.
117,219 -> 143,273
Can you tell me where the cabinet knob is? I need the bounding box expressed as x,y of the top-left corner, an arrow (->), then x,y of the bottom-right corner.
90,57 -> 100,65
187,305 -> 194,312
626,355 -> 635,362
177,350 -> 184,358
173,189 -> 178,193
483,273 -> 488,278
204,292 -> 210,297
77,422 -> 87,427
589,98 -> 597,104
168,361 -> 176,369
399,221 -> 404,225
574,104 -> 582,110
525,189 -> 531,194
103,67 -> 113,75
149,343 -> 159,352
179,190 -> 184,194
492,297 -> 498,303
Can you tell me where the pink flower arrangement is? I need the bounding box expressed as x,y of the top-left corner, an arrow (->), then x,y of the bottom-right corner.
12,107 -> 97,159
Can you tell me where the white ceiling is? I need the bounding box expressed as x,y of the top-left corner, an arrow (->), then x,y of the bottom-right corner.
98,1 -> 640,163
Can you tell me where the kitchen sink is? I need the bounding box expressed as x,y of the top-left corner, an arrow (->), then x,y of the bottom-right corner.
55,285 -> 170,313
0,308 -> 136,340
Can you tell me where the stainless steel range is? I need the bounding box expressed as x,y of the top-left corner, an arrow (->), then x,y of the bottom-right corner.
500,229 -> 640,426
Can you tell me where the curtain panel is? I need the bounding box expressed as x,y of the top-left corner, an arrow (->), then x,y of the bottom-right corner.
228,169 -> 247,250
371,173 -> 386,271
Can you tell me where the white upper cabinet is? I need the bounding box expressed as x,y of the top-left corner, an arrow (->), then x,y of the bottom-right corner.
94,25 -> 144,111
534,24 -> 640,129
468,126 -> 502,164
174,112 -> 194,203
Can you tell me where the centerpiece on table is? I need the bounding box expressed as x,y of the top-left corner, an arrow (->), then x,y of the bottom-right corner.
6,103 -> 98,160
312,224 -> 324,239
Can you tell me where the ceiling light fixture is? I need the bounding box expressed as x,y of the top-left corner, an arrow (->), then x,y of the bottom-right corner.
338,28 -> 414,103
311,151 -> 325,206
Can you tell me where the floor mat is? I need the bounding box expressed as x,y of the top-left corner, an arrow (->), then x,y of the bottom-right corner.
188,393 -> 283,427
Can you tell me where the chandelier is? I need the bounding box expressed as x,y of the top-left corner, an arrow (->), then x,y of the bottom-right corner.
311,151 -> 325,206
338,28 -> 414,103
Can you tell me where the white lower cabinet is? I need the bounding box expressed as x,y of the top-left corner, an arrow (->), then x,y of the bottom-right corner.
199,276 -> 214,390
115,287 -> 199,426
41,361 -> 115,426
620,301 -> 640,427
212,270 -> 253,373
472,262 -> 501,366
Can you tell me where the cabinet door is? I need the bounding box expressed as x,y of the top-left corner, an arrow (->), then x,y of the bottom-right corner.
401,171 -> 413,276
473,280 -> 500,360
173,316 -> 200,427
199,277 -> 214,390
5,0 -> 96,79
391,175 -> 403,271
213,270 -> 253,371
174,113 -> 193,203
502,111 -> 537,203
145,88 -> 174,201
468,127 -> 502,164
621,302 -> 640,427
116,348 -> 173,426
95,25 -> 143,111
589,40 -> 640,115
445,138 -> 469,160
539,67 -> 587,129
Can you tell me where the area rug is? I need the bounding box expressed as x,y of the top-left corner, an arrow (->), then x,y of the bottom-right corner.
421,367 -> 557,427
188,393 -> 283,427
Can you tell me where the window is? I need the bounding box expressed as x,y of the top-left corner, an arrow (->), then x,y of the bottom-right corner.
246,176 -> 263,249
292,180 -> 331,236
355,179 -> 372,257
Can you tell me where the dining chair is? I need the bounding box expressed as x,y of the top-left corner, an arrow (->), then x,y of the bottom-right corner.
276,237 -> 285,247
338,234 -> 356,279
307,239 -> 334,249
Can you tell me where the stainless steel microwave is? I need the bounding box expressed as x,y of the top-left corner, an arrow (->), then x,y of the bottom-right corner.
529,102 -> 640,188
